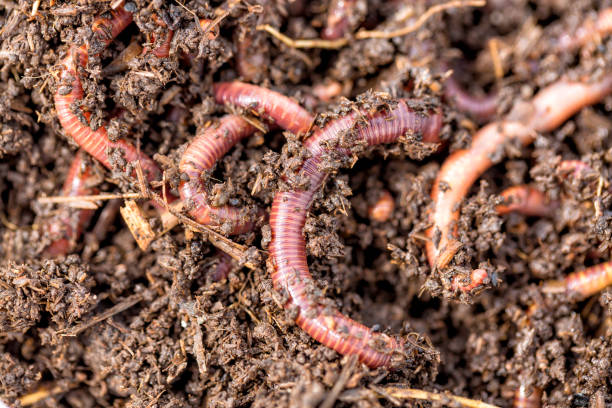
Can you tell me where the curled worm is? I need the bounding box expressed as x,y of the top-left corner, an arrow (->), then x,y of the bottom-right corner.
443,72 -> 498,122
213,81 -> 315,135
426,76 -> 612,287
44,151 -> 99,257
179,115 -> 259,234
54,2 -> 161,182
269,100 -> 441,368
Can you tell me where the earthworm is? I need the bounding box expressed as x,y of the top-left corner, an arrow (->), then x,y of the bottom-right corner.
557,8 -> 612,52
145,14 -> 174,59
451,268 -> 489,292
513,385 -> 542,408
496,185 -> 554,217
543,260 -> 612,298
269,100 -> 442,368
54,2 -> 162,182
426,75 -> 612,281
213,82 -> 315,135
210,250 -> 234,281
557,159 -> 595,177
368,190 -> 395,222
44,151 -> 98,257
443,73 -> 498,122
179,115 -> 259,234
322,0 -> 366,40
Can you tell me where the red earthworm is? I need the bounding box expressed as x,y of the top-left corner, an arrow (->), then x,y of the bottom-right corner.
496,185 -> 555,217
543,260 -> 612,298
269,100 -> 442,368
557,159 -> 595,177
213,82 -> 315,135
144,14 -> 174,59
443,72 -> 498,122
368,190 -> 395,223
451,268 -> 489,292
179,115 -> 259,234
44,151 -> 99,257
426,76 -> 612,279
322,0 -> 366,40
312,80 -> 344,103
512,385 -> 542,408
557,8 -> 612,52
54,2 -> 162,183
210,250 -> 234,281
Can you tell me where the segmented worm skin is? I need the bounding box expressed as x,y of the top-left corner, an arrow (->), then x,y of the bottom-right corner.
269,101 -> 442,368
210,250 -> 234,281
426,76 -> 612,279
557,8 -> 612,52
44,151 -> 98,257
443,74 -> 498,122
513,386 -> 542,408
213,82 -> 315,135
54,4 -> 161,183
146,15 -> 174,58
496,185 -> 554,217
179,115 -> 257,234
368,190 -> 395,223
545,260 -> 612,298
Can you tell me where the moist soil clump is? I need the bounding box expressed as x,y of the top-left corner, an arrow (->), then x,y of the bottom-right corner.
1,0 -> 611,407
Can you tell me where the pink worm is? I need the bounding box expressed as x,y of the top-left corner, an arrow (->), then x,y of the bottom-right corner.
443,73 -> 498,122
496,185 -> 554,217
44,151 -> 98,257
322,0 -> 363,40
512,385 -> 542,408
213,81 -> 315,135
426,76 -> 612,290
269,100 -> 442,368
557,8 -> 612,52
53,3 -> 162,183
179,115 -> 258,234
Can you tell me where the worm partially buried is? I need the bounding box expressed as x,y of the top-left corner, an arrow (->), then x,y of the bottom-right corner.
43,151 -> 99,257
54,2 -> 161,182
179,115 -> 260,234
269,99 -> 442,368
426,75 -> 612,292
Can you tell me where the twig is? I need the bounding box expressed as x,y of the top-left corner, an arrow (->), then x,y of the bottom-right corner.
19,384 -> 74,406
38,192 -> 143,205
376,386 -> 501,408
59,292 -> 145,337
355,0 -> 486,39
256,24 -> 348,49
320,355 -> 358,408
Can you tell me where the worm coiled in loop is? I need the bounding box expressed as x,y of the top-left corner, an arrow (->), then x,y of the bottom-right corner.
426,76 -> 612,289
44,151 -> 99,257
269,100 -> 442,368
54,3 -> 162,183
179,115 -> 259,234
213,81 -> 315,135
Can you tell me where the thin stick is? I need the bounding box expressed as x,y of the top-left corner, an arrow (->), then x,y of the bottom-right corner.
38,192 -> 143,205
355,0 -> 486,39
59,292 -> 144,337
378,386 -> 501,408
320,355 -> 358,408
256,24 -> 348,49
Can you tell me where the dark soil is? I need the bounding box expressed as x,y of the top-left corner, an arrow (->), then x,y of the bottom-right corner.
1,0 -> 611,407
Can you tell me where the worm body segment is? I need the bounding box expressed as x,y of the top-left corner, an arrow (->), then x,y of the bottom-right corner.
497,185 -> 555,217
513,386 -> 542,408
214,82 -> 315,135
270,101 -> 442,368
179,115 -> 258,234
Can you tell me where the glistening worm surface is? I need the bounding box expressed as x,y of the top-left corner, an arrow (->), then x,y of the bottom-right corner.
269,100 -> 442,368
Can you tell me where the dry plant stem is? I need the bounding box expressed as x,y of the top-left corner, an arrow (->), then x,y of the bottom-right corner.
269,101 -> 442,368
512,385 -> 542,408
355,0 -> 486,40
320,355 -> 358,408
213,81 -> 315,134
38,192 -> 143,205
379,386 -> 501,408
426,76 -> 612,283
256,24 -> 349,49
43,151 -> 98,257
179,115 -> 259,234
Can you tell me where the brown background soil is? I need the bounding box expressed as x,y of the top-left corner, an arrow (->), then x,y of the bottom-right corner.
1,0 -> 611,407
